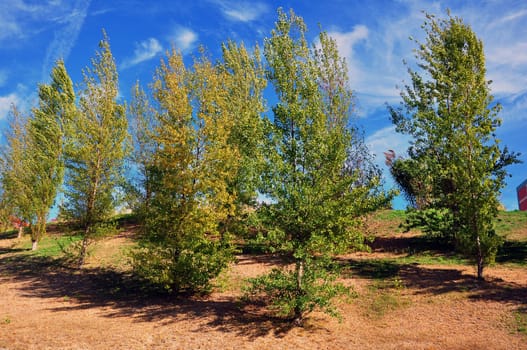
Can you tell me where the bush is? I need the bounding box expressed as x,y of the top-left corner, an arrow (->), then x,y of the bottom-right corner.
243,258 -> 349,324
132,235 -> 234,294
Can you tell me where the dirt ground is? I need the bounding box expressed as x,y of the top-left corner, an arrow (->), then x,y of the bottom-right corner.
0,229 -> 526,349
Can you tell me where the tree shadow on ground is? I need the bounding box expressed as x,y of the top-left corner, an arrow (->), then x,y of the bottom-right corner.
0,230 -> 18,240
496,240 -> 527,265
0,253 -> 298,340
343,258 -> 527,308
368,234 -> 459,257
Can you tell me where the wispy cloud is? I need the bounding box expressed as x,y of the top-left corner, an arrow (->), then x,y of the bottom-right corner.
499,92 -> 527,123
169,27 -> 198,53
329,1 -> 527,119
41,0 -> 91,82
0,93 -> 21,120
366,125 -> 410,164
450,1 -> 527,97
121,38 -> 163,70
0,0 -> 40,42
214,1 -> 268,22
329,25 -> 368,60
329,23 -> 404,117
488,8 -> 527,28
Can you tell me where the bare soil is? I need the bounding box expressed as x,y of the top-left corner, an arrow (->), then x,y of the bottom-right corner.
0,224 -> 526,349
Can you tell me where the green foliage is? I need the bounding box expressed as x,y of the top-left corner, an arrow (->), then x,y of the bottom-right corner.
513,310 -> 527,334
389,157 -> 431,209
220,40 -> 267,208
133,236 -> 234,294
389,12 -> 520,279
403,207 -> 454,241
248,8 -> 391,323
127,81 -> 157,215
132,50 -> 238,294
0,61 -> 75,251
61,31 -> 129,267
1,107 -> 32,226
244,258 -> 348,322
25,60 -> 75,248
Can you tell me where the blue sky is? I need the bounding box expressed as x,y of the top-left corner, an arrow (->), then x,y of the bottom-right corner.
1,0 -> 526,210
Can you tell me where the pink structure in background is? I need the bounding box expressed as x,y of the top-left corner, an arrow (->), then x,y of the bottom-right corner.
517,179 -> 527,211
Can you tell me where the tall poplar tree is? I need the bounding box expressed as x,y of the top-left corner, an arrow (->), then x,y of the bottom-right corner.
220,41 -> 267,207
62,32 -> 129,267
389,13 -> 520,279
1,106 -> 32,239
25,60 -> 75,250
133,50 -> 238,293
247,9 -> 390,323
128,81 -> 157,214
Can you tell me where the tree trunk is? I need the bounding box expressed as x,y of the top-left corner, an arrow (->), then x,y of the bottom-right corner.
476,235 -> 484,281
78,234 -> 89,268
31,239 -> 38,251
17,226 -> 23,239
293,259 -> 305,325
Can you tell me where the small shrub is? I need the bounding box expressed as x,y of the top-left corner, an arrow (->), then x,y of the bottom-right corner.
243,258 -> 349,324
132,237 -> 235,294
513,310 -> 527,334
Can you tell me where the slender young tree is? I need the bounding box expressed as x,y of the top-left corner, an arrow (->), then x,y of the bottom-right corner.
62,32 -> 129,267
128,81 -> 157,214
133,50 -> 238,293
1,106 -> 32,239
389,13 -> 520,279
247,9 -> 390,323
25,60 -> 75,250
220,40 -> 267,207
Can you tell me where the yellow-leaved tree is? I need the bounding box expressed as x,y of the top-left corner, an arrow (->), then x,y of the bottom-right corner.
132,49 -> 239,293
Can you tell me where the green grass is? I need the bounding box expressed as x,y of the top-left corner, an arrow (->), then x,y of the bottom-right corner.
372,209 -> 407,222
17,234 -> 82,258
373,209 -> 527,237
370,209 -> 527,266
362,274 -> 409,319
495,211 -> 527,239
512,310 -> 527,334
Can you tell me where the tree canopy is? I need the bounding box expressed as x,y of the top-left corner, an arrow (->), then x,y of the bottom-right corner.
389,12 -> 520,279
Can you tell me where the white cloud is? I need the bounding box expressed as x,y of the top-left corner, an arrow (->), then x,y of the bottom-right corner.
220,1 -> 268,22
488,8 -> 527,28
366,125 -> 411,165
41,0 -> 91,81
169,27 -> 198,53
0,93 -> 20,120
335,1 -> 527,120
0,1 -> 91,81
498,92 -> 527,122
0,0 -> 38,41
452,2 -> 527,97
121,38 -> 163,69
329,25 -> 368,60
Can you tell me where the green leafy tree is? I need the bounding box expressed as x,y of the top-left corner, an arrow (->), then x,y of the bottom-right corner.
384,153 -> 432,210
127,81 -> 157,214
1,106 -> 32,238
1,62 -> 74,249
220,41 -> 267,206
132,50 -> 238,293
25,60 -> 75,250
389,12 -> 520,279
246,9 -> 391,324
61,32 -> 129,267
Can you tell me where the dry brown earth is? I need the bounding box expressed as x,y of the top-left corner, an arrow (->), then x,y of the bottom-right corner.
0,222 -> 525,349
